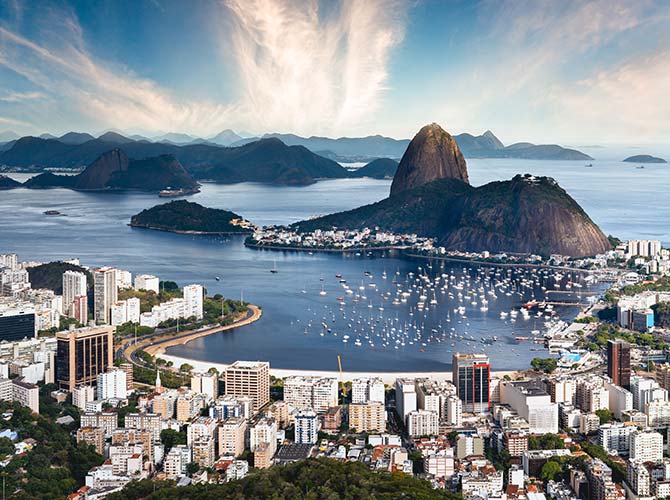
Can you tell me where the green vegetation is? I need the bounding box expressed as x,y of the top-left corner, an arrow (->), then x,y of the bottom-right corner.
581,442 -> 626,482
130,200 -> 253,234
26,261 -> 93,295
133,363 -> 189,389
587,323 -> 667,351
606,277 -> 670,303
528,434 -> 565,450
160,429 -> 187,454
653,301 -> 670,328
530,357 -> 558,373
595,408 -> 614,424
0,400 -> 103,499
107,458 -> 462,500
574,315 -> 598,324
540,461 -> 563,482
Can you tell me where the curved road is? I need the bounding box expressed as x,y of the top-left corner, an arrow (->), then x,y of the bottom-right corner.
120,305 -> 262,369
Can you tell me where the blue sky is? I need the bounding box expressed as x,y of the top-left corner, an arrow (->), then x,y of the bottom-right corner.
0,0 -> 668,144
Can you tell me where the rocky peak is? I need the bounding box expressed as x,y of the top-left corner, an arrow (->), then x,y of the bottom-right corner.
74,148 -> 129,189
390,123 -> 469,196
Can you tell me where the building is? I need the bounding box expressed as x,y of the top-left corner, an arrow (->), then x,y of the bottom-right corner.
125,412 -> 162,442
283,376 -> 338,413
80,411 -> 118,438
219,417 -> 247,458
176,392 -> 205,422
452,353 -> 490,413
72,295 -> 88,325
295,409 -> 319,445
126,298 -> 140,324
225,460 -> 249,482
604,379 -> 633,419
522,449 -> 571,477
424,449 -> 455,479
187,417 -> 217,446
110,301 -> 127,326
321,406 -> 342,432
349,402 -> 386,433
55,326 -> 114,391
134,274 -> 159,294
0,304 -> 36,342
93,267 -> 117,325
77,426 -> 106,455
62,270 -> 87,318
607,340 -> 631,389
118,362 -> 134,392
183,284 -> 204,320
627,459 -> 651,497
224,361 -> 270,413
351,377 -> 385,404
253,442 -> 273,470
546,377 -> 576,404
598,422 -> 636,455
97,368 -> 127,400
250,417 -> 277,458
73,385 -> 96,410
630,430 -> 663,463
456,434 -> 485,459
11,377 -> 39,413
504,431 -> 529,457
407,409 -> 439,438
395,378 -> 417,421
192,437 -> 216,468
163,445 -> 191,479
191,371 -> 219,401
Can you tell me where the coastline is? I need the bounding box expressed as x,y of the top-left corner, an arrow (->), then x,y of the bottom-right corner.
244,242 -> 407,253
156,352 -> 517,384
128,223 -> 253,236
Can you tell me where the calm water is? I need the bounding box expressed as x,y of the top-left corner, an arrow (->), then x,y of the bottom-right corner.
1,154 -> 668,371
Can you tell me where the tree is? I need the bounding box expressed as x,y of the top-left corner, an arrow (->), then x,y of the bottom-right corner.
185,462 -> 200,476
180,363 -> 194,373
595,408 -> 613,424
160,429 -> 186,453
541,460 -> 562,482
530,357 -> 558,373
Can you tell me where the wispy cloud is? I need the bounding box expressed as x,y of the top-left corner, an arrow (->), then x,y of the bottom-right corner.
222,0 -> 407,136
0,11 -> 236,136
0,91 -> 45,103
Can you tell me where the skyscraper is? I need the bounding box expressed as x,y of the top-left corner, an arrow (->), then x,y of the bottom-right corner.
94,267 -> 117,325
452,353 -> 490,414
608,339 -> 631,389
55,325 -> 114,390
183,284 -> 204,320
63,270 -> 87,317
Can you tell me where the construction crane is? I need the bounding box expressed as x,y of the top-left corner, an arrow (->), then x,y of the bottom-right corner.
337,355 -> 347,401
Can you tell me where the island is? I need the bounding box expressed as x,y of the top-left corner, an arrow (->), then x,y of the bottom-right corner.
129,200 -> 256,235
349,158 -> 399,179
623,154 -> 667,163
0,174 -> 21,189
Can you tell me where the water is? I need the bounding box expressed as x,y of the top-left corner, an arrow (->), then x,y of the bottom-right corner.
1,155 -> 668,371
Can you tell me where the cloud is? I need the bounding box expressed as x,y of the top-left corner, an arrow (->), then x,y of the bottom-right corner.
0,91 -> 46,102
0,14 -> 237,135
221,0 -> 407,136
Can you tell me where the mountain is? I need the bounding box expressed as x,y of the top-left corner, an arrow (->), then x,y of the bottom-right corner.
208,129 -> 243,146
130,200 -> 253,234
390,123 -> 468,196
186,138 -> 349,186
58,132 -> 96,145
39,133 -> 57,140
0,131 -> 19,142
97,131 -> 134,143
350,158 -> 399,179
294,123 -> 609,257
623,154 -> 667,164
24,149 -> 198,192
153,132 -> 199,145
0,174 -> 21,189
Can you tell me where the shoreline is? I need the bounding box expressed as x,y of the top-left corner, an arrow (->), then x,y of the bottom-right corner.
129,223 -> 253,236
156,353 -> 517,384
245,242 -> 407,254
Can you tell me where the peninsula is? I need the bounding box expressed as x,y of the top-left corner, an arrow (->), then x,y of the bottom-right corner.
130,200 -> 255,234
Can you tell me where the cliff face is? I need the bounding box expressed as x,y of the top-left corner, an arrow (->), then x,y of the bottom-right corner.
390,123 -> 468,196
73,148 -> 129,189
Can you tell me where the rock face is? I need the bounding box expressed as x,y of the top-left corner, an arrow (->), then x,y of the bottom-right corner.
295,124 -> 611,258
74,149 -> 129,189
390,123 -> 468,196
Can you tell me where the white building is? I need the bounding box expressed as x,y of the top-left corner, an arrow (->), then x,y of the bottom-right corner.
630,430 -> 664,463
163,445 -> 191,479
97,369 -> 127,400
395,378 -> 417,421
126,297 -> 141,323
500,380 -> 558,435
62,271 -> 87,317
183,284 -> 204,320
226,460 -> 249,482
407,409 -> 439,437
110,301 -> 128,326
250,417 -> 278,456
295,409 -> 319,445
283,376 -> 338,413
116,270 -> 133,290
647,399 -> 670,426
604,379 -> 633,420
73,385 -> 96,410
191,372 -> 219,401
134,274 -> 159,294
94,267 -> 117,325
598,422 -> 636,455
351,377 -> 385,404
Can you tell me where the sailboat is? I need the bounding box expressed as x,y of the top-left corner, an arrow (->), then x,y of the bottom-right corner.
270,260 -> 278,273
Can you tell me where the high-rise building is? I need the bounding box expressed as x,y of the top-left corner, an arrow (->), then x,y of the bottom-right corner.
453,353 -> 490,413
191,371 -> 219,401
219,417 -> 247,458
0,304 -> 36,341
93,267 -> 117,325
395,378 -> 417,420
97,368 -> 127,400
183,284 -> 204,320
630,430 -> 663,463
283,376 -> 338,413
351,377 -> 385,404
250,417 -> 277,458
607,340 -> 631,389
126,298 -> 140,324
407,409 -> 439,437
73,295 -> 88,325
224,361 -> 270,413
295,409 -> 319,444
55,326 -> 114,391
349,402 -> 386,433
63,271 -> 87,317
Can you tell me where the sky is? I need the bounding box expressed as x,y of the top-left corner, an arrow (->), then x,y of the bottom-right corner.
0,0 -> 668,144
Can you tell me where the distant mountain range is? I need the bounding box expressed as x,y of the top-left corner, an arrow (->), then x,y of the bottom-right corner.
0,127 -> 592,165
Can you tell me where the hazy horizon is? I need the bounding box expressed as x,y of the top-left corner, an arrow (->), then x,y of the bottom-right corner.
1,0 -> 668,145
